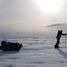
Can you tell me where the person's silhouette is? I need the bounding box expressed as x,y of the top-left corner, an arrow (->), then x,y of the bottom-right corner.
55,30 -> 67,48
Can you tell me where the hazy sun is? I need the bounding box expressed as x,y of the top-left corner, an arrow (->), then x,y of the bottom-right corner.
34,0 -> 64,14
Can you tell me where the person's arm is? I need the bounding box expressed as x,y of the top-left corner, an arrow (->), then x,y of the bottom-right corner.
62,33 -> 67,35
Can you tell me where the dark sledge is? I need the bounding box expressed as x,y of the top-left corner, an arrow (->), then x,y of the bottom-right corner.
0,41 -> 23,51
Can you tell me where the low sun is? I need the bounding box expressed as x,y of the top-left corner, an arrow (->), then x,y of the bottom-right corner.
34,0 -> 64,14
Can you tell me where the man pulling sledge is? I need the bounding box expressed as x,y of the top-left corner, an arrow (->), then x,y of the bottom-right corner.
55,30 -> 67,48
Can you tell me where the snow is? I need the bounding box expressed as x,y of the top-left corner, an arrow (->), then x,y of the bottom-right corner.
0,35 -> 67,67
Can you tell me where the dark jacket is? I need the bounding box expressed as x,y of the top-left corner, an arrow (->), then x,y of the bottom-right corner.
56,30 -> 66,39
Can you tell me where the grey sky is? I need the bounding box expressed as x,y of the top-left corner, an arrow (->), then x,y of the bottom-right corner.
0,0 -> 67,33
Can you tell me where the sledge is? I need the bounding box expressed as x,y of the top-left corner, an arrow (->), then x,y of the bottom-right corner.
0,41 -> 23,51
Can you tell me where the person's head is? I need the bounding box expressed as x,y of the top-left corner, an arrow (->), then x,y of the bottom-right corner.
58,30 -> 63,33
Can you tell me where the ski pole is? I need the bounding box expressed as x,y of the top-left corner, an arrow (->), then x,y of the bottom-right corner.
65,35 -> 66,48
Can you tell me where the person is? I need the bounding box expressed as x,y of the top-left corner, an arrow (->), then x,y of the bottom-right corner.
55,30 -> 67,48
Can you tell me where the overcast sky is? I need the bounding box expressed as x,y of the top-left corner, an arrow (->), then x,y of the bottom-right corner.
0,0 -> 67,33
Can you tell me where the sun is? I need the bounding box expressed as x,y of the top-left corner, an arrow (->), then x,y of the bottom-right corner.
34,0 -> 64,14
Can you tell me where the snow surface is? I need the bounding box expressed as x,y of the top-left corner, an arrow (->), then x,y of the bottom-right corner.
0,35 -> 67,67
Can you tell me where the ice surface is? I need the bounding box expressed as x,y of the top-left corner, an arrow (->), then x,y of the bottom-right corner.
0,34 -> 67,67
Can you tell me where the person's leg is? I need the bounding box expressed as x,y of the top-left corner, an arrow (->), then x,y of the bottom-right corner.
55,38 -> 60,48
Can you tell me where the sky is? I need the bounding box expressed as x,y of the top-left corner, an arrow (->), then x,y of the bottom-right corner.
0,0 -> 67,33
